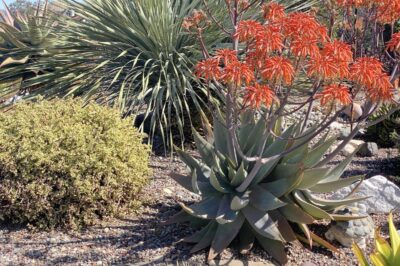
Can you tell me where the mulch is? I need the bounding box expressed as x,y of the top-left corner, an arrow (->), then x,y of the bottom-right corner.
0,149 -> 399,266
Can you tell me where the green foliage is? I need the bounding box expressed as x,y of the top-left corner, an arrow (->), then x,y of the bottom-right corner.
366,105 -> 400,147
0,99 -> 151,230
169,112 -> 365,263
0,0 -> 62,99
352,213 -> 400,266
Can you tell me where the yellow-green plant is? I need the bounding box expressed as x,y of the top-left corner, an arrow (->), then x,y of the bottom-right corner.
353,213 -> 400,266
0,99 -> 151,229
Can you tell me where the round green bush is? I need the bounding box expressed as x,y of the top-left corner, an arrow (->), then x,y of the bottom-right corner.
0,99 -> 151,229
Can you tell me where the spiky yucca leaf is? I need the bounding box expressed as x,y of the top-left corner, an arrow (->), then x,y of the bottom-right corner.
0,0 -> 60,99
353,213 -> 400,266
169,113 -> 365,263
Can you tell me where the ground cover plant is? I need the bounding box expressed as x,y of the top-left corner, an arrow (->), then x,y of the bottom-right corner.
168,0 -> 400,264
0,99 -> 151,230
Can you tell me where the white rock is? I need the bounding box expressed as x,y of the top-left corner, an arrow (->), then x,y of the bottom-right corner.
341,140 -> 365,156
343,103 -> 363,121
331,175 -> 400,214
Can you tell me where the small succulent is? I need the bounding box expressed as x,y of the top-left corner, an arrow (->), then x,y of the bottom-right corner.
353,212 -> 400,266
169,112 -> 367,264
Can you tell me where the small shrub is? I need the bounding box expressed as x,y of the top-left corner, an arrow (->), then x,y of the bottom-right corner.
0,99 -> 151,230
366,105 -> 400,147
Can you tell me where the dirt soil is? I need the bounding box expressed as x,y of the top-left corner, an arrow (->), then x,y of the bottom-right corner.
0,150 -> 399,266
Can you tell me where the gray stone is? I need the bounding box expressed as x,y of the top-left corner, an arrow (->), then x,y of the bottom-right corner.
325,207 -> 374,248
357,142 -> 379,157
331,175 -> 400,214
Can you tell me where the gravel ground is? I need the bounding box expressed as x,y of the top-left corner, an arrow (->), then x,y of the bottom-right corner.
1,149 -> 399,266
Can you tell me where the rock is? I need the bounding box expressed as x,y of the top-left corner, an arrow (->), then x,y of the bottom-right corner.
329,122 -> 364,140
331,175 -> 400,214
343,103 -> 363,121
357,142 -> 379,157
341,140 -> 365,156
325,207 -> 374,248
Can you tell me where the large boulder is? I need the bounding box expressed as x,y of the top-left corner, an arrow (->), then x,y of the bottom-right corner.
330,175 -> 400,214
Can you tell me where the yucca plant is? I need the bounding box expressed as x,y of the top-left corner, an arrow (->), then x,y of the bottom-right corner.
0,0 -> 59,100
169,112 -> 368,264
352,213 -> 400,266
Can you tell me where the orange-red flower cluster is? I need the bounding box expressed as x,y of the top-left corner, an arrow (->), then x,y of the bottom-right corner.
283,12 -> 328,58
334,0 -> 400,24
387,33 -> 400,52
193,2 -> 394,109
262,2 -> 285,22
182,9 -> 208,30
350,57 -> 393,101
308,40 -> 353,79
244,84 -> 275,108
261,57 -> 294,85
316,84 -> 352,106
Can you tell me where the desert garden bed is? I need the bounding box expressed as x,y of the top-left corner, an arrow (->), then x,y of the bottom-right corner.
1,150 -> 399,266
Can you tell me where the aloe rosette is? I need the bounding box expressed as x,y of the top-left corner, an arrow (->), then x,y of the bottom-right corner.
168,113 -> 367,264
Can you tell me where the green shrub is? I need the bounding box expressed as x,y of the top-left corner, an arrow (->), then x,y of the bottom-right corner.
0,99 -> 151,230
366,105 -> 400,147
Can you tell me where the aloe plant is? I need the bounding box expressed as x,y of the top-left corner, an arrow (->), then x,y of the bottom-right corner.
169,111 -> 367,264
352,213 -> 400,266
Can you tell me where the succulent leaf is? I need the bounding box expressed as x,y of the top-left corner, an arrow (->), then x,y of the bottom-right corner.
210,170 -> 232,193
208,214 -> 245,261
352,243 -> 370,266
302,190 -> 369,210
231,191 -> 251,211
270,210 -> 298,242
260,171 -> 303,197
216,195 -> 239,224
310,175 -> 363,193
193,130 -> 216,167
297,167 -> 331,189
321,147 -> 360,183
280,203 -> 315,224
255,235 -> 288,265
184,222 -> 215,243
238,221 -> 256,254
304,137 -> 336,168
250,185 -> 287,211
230,162 -> 247,187
191,222 -> 218,253
242,205 -> 283,241
180,197 -> 222,219
293,191 -> 333,219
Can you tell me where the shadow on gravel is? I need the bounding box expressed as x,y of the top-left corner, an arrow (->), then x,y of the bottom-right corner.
0,203 -> 201,265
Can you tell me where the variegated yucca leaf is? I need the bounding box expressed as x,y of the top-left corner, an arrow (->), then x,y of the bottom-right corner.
353,212 -> 400,266
169,111 -> 366,264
